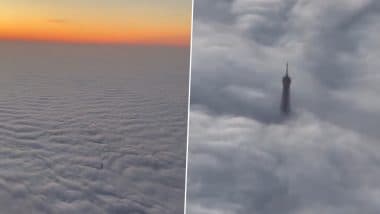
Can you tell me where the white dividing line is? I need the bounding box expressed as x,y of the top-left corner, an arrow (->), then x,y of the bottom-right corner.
184,0 -> 195,213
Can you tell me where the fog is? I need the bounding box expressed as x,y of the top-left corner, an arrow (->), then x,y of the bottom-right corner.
187,0 -> 380,213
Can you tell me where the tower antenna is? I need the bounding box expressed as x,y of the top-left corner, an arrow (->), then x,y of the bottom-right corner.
286,62 -> 288,76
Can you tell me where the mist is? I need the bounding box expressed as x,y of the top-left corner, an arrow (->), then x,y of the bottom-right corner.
187,0 -> 380,213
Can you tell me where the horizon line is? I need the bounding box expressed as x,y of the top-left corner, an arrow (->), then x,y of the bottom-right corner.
0,37 -> 190,48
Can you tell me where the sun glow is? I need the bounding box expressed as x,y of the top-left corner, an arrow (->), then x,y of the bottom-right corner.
0,1 -> 191,46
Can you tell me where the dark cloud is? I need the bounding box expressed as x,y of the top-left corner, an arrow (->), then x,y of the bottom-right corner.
301,0 -> 380,89
194,0 -> 235,24
235,0 -> 298,46
187,0 -> 380,213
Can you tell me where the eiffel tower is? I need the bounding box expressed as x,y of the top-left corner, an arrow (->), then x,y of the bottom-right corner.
281,63 -> 291,115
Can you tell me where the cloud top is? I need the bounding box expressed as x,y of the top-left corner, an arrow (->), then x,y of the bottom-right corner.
187,0 -> 380,213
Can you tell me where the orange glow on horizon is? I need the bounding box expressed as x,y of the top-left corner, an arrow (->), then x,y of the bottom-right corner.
0,29 -> 191,47
0,1 -> 191,46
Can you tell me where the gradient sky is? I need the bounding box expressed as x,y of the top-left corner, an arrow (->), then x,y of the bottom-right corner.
0,0 -> 192,46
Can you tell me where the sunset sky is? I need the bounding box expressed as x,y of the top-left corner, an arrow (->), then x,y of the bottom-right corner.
0,0 -> 192,46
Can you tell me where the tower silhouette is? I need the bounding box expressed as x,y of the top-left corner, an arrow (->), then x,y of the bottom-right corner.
281,63 -> 291,114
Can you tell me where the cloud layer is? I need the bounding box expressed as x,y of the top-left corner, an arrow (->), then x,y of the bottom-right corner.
188,110 -> 380,214
0,42 -> 189,214
187,0 -> 380,213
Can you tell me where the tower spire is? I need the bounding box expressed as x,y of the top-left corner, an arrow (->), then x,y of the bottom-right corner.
286,62 -> 288,76
281,62 -> 291,115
